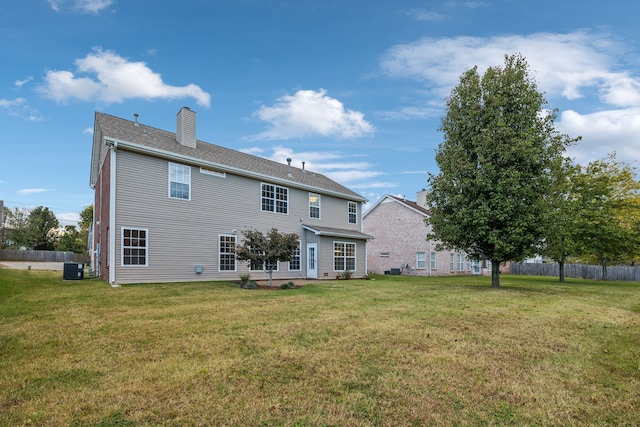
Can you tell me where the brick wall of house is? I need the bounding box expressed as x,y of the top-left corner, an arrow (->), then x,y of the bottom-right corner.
363,197 -> 476,276
95,150 -> 111,282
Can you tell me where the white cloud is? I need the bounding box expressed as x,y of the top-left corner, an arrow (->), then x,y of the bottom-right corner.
408,9 -> 445,21
380,30 -> 640,165
47,0 -> 114,14
559,108 -> 640,165
238,147 -> 265,156
242,145 -> 388,189
57,212 -> 80,226
38,48 -> 211,107
15,77 -> 33,87
251,89 -> 374,140
17,188 -> 48,195
380,31 -> 640,108
0,98 -> 43,121
83,127 -> 93,134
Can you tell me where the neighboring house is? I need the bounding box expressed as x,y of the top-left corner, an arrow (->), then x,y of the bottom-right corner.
363,192 -> 483,276
89,107 -> 371,286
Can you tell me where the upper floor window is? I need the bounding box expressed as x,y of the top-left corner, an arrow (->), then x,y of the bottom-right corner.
169,163 -> 191,200
261,183 -> 288,214
348,201 -> 357,224
122,227 -> 148,266
309,193 -> 321,219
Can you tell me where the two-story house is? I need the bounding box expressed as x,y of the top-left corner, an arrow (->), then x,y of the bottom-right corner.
363,192 -> 482,276
89,107 -> 371,286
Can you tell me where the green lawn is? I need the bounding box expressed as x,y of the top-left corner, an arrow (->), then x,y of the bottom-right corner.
1,270 -> 639,426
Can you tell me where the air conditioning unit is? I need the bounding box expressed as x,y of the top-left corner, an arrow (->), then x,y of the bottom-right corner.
63,263 -> 84,280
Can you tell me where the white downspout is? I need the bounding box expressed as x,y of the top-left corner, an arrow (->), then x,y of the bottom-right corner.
107,140 -> 119,287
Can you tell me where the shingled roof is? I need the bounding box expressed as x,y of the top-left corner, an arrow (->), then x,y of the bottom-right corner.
91,111 -> 366,202
363,194 -> 431,218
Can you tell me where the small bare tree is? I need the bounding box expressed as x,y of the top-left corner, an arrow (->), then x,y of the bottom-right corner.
235,228 -> 299,287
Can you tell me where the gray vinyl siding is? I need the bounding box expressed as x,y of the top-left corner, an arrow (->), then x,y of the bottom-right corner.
112,150 -> 364,284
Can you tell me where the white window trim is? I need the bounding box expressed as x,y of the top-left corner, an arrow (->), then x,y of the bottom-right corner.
218,234 -> 237,272
289,241 -> 302,271
333,241 -> 357,272
416,252 -> 426,270
348,201 -> 358,224
430,251 -> 437,270
121,227 -> 148,267
309,193 -> 321,219
261,182 -> 289,215
168,162 -> 191,200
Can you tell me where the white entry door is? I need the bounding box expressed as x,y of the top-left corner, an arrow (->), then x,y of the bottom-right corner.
307,243 -> 318,279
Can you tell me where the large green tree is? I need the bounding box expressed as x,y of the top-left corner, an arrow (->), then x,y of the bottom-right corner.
235,228 -> 299,287
426,54 -> 576,288
56,225 -> 85,254
2,207 -> 31,249
28,206 -> 60,250
542,156 -> 582,282
572,155 -> 640,279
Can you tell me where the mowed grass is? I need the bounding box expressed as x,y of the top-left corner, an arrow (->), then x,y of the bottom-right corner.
1,270 -> 639,426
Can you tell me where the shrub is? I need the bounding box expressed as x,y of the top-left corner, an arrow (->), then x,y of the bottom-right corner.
279,282 -> 295,289
341,270 -> 353,280
239,274 -> 251,288
244,281 -> 257,290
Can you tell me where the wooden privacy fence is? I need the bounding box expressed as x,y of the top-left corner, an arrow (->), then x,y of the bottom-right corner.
0,249 -> 89,264
510,262 -> 640,282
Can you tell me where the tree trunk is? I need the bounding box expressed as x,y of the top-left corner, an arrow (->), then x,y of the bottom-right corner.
268,268 -> 273,287
491,261 -> 500,288
559,259 -> 565,283
601,258 -> 608,281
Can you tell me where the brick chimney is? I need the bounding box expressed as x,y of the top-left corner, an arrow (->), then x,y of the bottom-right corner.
176,107 -> 196,148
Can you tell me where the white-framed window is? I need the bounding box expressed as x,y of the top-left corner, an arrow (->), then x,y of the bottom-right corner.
219,235 -> 236,271
248,246 -> 263,271
249,256 -> 280,272
289,241 -> 301,271
169,163 -> 191,200
334,241 -> 356,271
457,254 -> 465,271
348,201 -> 357,224
309,193 -> 321,219
122,227 -> 148,266
450,253 -> 455,272
261,183 -> 288,214
430,251 -> 437,269
265,260 -> 279,272
416,252 -> 426,269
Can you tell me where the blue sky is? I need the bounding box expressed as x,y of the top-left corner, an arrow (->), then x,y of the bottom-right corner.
2,0 -> 640,226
